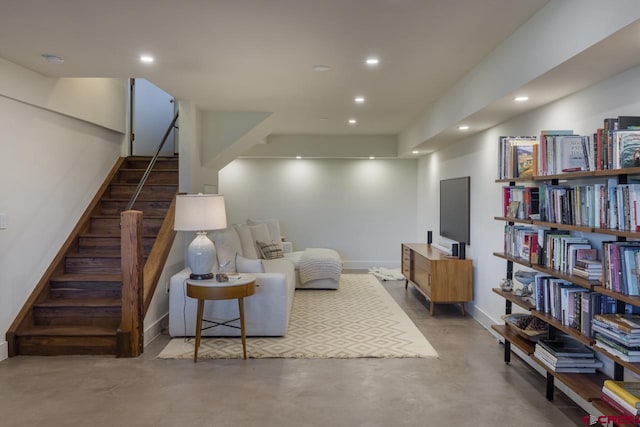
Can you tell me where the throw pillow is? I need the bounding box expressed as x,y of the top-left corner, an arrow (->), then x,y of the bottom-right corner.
248,223 -> 272,258
247,218 -> 282,244
234,223 -> 259,259
257,240 -> 284,260
236,254 -> 265,273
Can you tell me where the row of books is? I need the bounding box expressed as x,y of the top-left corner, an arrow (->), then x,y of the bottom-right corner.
497,117 -> 640,180
498,136 -> 537,180
532,278 -> 615,336
503,225 -> 598,272
538,180 -> 640,231
534,336 -> 602,373
538,131 -> 592,176
501,186 -> 539,219
602,242 -> 640,296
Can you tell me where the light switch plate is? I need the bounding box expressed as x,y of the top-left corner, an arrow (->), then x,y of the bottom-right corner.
0,213 -> 7,229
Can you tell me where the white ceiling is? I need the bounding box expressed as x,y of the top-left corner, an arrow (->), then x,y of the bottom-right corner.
0,0 -> 549,137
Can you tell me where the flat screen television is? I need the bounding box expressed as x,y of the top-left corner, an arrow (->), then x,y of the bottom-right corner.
440,176 -> 470,245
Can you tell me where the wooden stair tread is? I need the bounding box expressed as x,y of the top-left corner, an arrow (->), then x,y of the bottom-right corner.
65,252 -> 126,258
109,183 -> 178,187
101,197 -> 172,202
79,232 -> 157,238
18,325 -> 117,336
50,273 -> 122,282
36,298 -> 121,308
91,214 -> 165,219
119,168 -> 178,172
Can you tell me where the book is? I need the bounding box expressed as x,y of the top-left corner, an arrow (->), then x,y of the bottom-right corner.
603,380 -> 640,409
507,200 -> 520,218
515,144 -> 535,178
601,388 -> 638,417
615,130 -> 640,169
557,135 -> 589,173
594,314 -> 640,334
536,337 -> 594,358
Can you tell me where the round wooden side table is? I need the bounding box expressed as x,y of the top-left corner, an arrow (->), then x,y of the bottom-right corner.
186,274 -> 256,362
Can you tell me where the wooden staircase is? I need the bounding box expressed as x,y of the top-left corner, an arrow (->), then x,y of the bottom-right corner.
6,156 -> 179,356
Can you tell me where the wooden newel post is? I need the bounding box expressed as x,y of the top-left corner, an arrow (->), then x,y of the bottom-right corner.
118,210 -> 144,357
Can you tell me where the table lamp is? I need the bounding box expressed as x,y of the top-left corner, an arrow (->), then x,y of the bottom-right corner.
174,194 -> 227,280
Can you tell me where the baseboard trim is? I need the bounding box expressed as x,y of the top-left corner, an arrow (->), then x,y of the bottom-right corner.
144,314 -> 168,347
343,261 -> 400,270
0,341 -> 8,362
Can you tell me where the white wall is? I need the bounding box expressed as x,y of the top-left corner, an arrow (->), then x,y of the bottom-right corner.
0,59 -> 127,360
219,158 -> 417,269
418,64 -> 640,328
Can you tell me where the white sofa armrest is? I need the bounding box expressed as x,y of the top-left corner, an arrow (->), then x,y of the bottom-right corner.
281,241 -> 293,253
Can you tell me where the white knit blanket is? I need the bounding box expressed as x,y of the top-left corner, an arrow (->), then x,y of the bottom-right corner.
299,248 -> 342,284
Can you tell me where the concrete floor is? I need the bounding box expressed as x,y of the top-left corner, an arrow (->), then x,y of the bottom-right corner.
0,277 -> 588,427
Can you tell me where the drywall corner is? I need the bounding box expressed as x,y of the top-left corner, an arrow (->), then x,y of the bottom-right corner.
0,341 -> 8,362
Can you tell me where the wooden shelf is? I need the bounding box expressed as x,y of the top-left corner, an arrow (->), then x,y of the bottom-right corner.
532,221 -> 593,233
533,171 -> 597,181
495,177 -> 534,184
491,324 -> 536,355
532,356 -> 607,401
497,167 -> 640,184
492,288 -> 535,311
530,311 -> 593,346
494,216 -> 533,225
493,252 -> 598,290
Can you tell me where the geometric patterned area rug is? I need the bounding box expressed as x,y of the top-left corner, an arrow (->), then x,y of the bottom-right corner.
157,274 -> 438,359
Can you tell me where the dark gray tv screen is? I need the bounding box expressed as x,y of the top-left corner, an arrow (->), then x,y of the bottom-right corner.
440,176 -> 470,245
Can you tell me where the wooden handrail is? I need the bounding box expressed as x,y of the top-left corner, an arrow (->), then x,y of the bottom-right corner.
143,196 -> 177,314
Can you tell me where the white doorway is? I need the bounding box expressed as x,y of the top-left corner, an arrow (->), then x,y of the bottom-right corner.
130,78 -> 176,156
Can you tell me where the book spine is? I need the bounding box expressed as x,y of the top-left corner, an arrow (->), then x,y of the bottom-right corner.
604,380 -> 640,408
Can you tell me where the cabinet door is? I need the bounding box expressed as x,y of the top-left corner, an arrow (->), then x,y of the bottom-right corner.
413,254 -> 431,296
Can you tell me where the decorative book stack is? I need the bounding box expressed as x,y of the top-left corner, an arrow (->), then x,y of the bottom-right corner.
593,314 -> 640,362
601,380 -> 640,417
534,336 -> 602,373
572,259 -> 602,281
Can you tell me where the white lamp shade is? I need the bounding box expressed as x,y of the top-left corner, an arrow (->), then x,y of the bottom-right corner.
174,194 -> 227,231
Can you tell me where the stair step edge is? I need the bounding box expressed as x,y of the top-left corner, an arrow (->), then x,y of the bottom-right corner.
17,326 -> 117,336
35,298 -> 121,308
50,274 -> 122,282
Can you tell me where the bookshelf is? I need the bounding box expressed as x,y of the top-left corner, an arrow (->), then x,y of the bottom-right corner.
493,139 -> 640,417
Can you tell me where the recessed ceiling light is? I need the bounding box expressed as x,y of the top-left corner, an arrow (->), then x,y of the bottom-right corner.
319,117 -> 329,121
139,55 -> 154,64
412,150 -> 420,154
41,54 -> 64,64
365,57 -> 379,66
459,125 -> 469,131
369,156 -> 375,160
354,96 -> 365,104
313,65 -> 331,72
296,156 -> 302,160
514,96 -> 529,102
348,118 -> 357,125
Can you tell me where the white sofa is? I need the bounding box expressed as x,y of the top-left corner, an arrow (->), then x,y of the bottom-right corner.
168,219 -> 341,337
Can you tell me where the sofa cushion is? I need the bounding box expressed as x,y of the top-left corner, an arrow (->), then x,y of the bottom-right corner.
257,240 -> 284,260
236,254 -> 265,273
247,218 -> 282,243
210,227 -> 242,272
234,223 -> 259,259
248,223 -> 273,258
